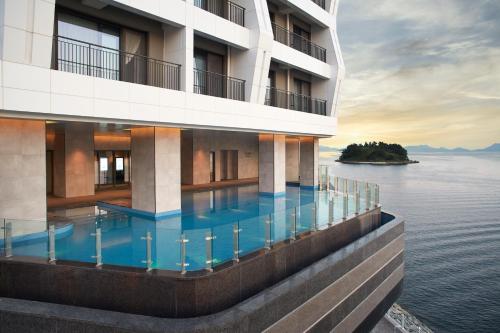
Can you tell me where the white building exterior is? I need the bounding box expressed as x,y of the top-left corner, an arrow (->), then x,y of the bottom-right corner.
0,0 -> 344,219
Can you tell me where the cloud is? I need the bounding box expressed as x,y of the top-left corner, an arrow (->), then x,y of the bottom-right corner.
329,0 -> 500,149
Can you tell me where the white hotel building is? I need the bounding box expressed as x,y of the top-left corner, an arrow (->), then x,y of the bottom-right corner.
0,2 -> 407,332
0,0 -> 344,219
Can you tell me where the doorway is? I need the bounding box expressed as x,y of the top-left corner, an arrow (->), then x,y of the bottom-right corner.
95,151 -> 130,189
220,150 -> 238,181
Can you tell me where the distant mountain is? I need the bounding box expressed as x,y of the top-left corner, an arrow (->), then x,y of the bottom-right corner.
481,143 -> 500,152
405,144 -> 500,153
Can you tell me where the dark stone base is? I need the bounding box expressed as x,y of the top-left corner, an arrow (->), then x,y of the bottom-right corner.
0,212 -> 405,333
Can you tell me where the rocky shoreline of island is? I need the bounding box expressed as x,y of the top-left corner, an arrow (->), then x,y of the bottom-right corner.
336,160 -> 419,165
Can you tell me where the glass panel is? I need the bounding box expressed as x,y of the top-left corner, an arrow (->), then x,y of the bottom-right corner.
57,13 -> 120,79
297,202 -> 315,234
183,227 -> 206,271
3,219 -> 48,259
211,222 -> 234,266
239,216 -> 266,256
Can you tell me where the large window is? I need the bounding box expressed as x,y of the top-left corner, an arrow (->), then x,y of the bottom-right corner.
56,12 -> 120,79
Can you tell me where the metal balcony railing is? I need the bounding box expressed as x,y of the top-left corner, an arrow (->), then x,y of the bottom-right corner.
194,0 -> 245,26
53,36 -> 181,90
271,23 -> 327,62
265,87 -> 327,115
311,0 -> 326,10
193,68 -> 245,101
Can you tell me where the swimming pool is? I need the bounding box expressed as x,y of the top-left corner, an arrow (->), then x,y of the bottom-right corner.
2,181 -> 377,272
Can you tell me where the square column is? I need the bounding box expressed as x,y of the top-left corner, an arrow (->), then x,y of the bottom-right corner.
131,127 -> 181,217
53,123 -> 95,198
0,118 -> 46,220
300,137 -> 319,188
259,134 -> 286,196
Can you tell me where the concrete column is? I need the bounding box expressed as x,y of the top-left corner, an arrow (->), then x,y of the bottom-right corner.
131,127 -> 181,217
53,123 -> 95,198
259,134 -> 286,195
163,25 -> 193,93
300,137 -> 319,188
0,118 -> 46,221
286,138 -> 300,183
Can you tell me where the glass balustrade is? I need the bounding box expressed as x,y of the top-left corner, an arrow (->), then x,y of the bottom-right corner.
1,172 -> 380,273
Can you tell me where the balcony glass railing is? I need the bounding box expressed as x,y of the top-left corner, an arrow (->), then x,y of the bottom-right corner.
271,23 -> 327,62
53,36 -> 181,90
312,0 -> 326,10
193,68 -> 245,101
265,87 -> 327,115
194,0 -> 245,26
1,174 -> 380,273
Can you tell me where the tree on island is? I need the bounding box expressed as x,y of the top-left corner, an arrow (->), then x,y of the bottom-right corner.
339,142 -> 410,162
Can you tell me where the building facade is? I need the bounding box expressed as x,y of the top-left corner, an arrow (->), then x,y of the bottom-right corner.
0,0 -> 344,220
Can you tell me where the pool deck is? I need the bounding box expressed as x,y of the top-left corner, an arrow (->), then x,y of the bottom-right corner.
47,178 -> 258,210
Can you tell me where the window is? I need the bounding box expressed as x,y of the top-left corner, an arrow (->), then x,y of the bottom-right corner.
56,12 -> 120,79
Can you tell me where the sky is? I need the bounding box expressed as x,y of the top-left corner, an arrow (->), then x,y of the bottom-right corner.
322,0 -> 500,149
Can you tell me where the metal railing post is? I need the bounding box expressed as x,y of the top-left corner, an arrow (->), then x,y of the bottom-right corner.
265,214 -> 272,250
328,198 -> 334,226
91,227 -> 103,267
290,207 -> 297,241
141,231 -> 153,272
233,223 -> 242,263
176,233 -> 189,274
335,176 -> 339,193
205,231 -> 215,272
48,224 -> 56,263
375,184 -> 380,207
366,183 -> 371,211
343,192 -> 348,220
326,175 -> 330,191
354,181 -> 360,215
4,221 -> 12,258
312,201 -> 318,231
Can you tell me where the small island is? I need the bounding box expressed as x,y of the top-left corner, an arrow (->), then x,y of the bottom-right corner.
337,142 -> 419,165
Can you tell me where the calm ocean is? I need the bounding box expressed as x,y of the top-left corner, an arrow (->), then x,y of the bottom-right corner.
320,152 -> 500,333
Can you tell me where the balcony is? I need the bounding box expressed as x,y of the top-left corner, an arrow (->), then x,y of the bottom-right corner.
53,36 -> 181,90
271,23 -> 327,62
265,87 -> 327,115
312,0 -> 326,9
194,0 -> 245,26
193,68 -> 245,101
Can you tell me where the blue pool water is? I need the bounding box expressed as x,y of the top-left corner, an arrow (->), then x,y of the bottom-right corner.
6,185 -> 369,271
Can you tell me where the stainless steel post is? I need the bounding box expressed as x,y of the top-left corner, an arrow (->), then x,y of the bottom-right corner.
91,227 -> 102,267
366,183 -> 372,211
177,233 -> 189,274
233,223 -> 241,263
4,221 -> 12,258
328,198 -> 334,226
290,207 -> 297,241
355,181 -> 360,215
343,193 -> 348,220
48,224 -> 56,263
312,201 -> 318,231
205,231 -> 215,272
265,214 -> 272,250
141,231 -> 153,272
326,175 -> 330,191
334,176 -> 339,192
375,184 -> 380,207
